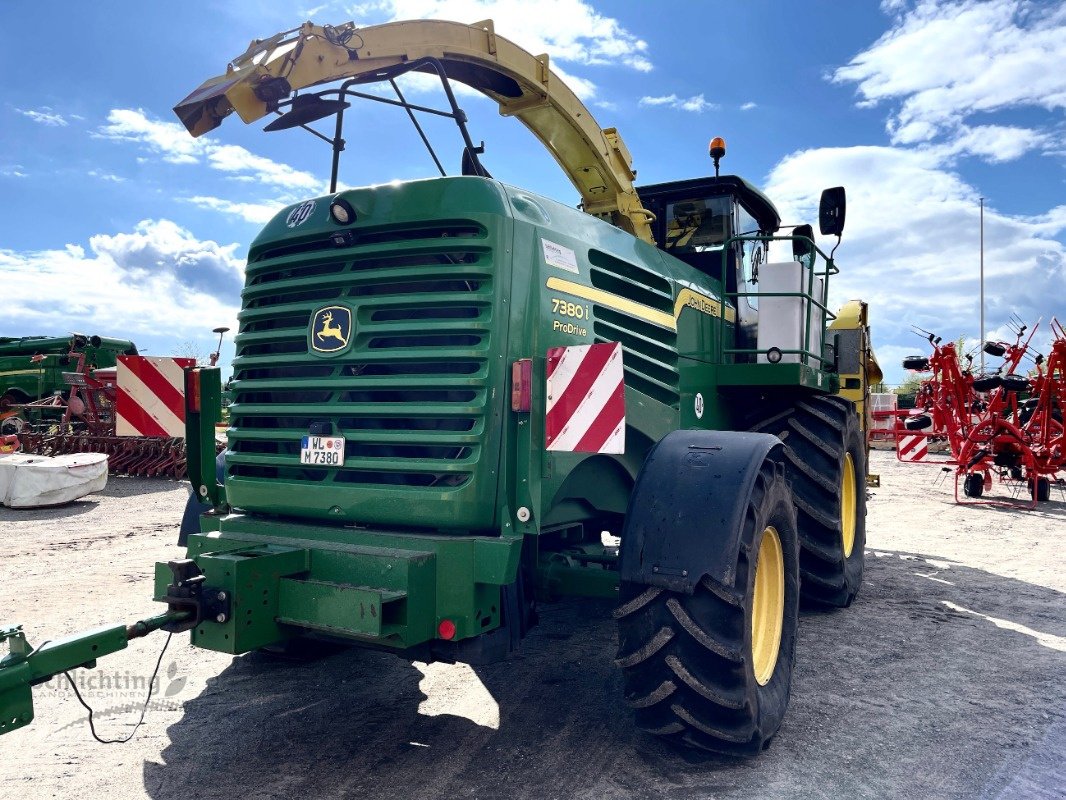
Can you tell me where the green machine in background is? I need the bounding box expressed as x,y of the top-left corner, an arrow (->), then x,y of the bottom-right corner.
0,20 -> 880,755
0,334 -> 137,411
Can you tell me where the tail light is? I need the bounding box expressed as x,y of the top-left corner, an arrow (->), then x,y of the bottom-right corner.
187,369 -> 202,413
511,358 -> 532,412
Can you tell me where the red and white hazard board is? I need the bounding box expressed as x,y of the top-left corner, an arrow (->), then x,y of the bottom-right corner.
896,433 -> 929,462
545,342 -> 625,454
116,356 -> 195,438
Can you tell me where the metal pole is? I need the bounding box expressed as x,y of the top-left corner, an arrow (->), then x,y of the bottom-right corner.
979,197 -> 985,374
329,99 -> 346,194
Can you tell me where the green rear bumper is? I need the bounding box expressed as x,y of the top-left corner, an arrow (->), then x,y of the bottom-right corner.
155,518 -> 522,655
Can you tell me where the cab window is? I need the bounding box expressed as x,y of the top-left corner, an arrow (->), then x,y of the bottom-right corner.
663,196 -> 732,254
737,204 -> 764,309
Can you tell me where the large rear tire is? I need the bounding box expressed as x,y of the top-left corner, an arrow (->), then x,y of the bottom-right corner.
614,459 -> 799,755
750,396 -> 866,607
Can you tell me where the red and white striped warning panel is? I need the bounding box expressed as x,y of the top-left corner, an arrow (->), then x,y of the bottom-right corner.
896,433 -> 929,462
116,356 -> 195,438
545,343 -> 625,454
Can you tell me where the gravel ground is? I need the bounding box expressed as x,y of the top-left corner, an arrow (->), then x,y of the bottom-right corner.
1,450 -> 1063,799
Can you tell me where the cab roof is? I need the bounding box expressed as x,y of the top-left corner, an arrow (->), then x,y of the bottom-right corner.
636,175 -> 782,233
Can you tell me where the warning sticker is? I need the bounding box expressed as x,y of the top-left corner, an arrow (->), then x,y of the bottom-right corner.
542,239 -> 579,274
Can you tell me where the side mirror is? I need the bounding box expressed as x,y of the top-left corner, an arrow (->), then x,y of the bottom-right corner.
818,186 -> 846,237
791,224 -> 815,261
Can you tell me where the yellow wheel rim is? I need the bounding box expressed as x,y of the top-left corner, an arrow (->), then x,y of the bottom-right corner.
751,526 -> 785,686
841,452 -> 856,558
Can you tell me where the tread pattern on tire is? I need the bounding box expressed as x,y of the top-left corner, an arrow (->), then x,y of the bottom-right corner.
615,462 -> 799,756
749,396 -> 866,607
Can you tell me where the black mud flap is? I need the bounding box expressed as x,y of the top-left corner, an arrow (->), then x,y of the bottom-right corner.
619,429 -> 783,594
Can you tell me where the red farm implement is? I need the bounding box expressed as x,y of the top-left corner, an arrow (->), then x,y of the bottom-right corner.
10,329 -> 228,479
894,318 -> 1065,506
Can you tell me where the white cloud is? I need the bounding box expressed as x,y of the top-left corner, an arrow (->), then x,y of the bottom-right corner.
0,165 -> 28,178
15,107 -> 69,127
740,101 -> 758,111
680,95 -> 715,113
833,0 -> 1066,149
96,108 -> 203,164
87,169 -> 126,183
764,145 -> 1066,385
937,124 -> 1049,164
0,220 -> 242,334
96,109 -> 322,190
184,195 -> 287,225
639,93 -> 717,113
206,144 -> 320,191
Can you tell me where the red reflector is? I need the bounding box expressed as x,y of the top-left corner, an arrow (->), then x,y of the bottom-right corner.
511,358 -> 532,412
437,619 -> 456,640
187,370 -> 201,413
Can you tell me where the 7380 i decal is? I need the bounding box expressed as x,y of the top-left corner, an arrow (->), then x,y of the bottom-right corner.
550,297 -> 590,336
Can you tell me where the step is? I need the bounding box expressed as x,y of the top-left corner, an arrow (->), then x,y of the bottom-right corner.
276,578 -> 407,639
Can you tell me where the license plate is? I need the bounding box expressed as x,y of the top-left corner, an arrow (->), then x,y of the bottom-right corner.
300,435 -> 345,466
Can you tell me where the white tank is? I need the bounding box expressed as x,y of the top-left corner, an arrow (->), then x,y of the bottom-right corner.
756,260 -> 825,365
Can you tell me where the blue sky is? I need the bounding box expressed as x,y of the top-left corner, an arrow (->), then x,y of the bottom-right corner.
2,0 -> 1064,386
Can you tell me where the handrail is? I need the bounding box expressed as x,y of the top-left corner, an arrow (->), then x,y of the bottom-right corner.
717,234 -> 838,368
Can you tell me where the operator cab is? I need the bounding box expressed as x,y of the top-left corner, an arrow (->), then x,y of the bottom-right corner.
636,173 -> 782,355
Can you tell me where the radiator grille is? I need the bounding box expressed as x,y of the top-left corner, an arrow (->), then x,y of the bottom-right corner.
228,222 -> 493,491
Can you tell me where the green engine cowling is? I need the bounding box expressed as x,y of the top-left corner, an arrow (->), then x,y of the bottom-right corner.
174,175 -> 756,659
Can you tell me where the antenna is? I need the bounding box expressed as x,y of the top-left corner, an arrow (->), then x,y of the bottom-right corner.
209,327 -> 230,367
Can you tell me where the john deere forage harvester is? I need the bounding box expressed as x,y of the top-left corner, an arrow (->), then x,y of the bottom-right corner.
0,19 -> 881,755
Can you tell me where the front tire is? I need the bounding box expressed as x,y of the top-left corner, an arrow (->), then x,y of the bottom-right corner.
614,459 -> 800,755
751,396 -> 866,607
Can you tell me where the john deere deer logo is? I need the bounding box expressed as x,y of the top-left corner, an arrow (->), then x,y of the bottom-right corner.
317,312 -> 345,344
309,305 -> 352,354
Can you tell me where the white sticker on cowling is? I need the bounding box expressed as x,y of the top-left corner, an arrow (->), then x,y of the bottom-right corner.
542,239 -> 579,274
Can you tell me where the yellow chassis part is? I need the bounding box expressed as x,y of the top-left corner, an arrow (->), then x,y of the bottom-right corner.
829,299 -> 883,430
829,299 -> 883,486
174,19 -> 654,243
